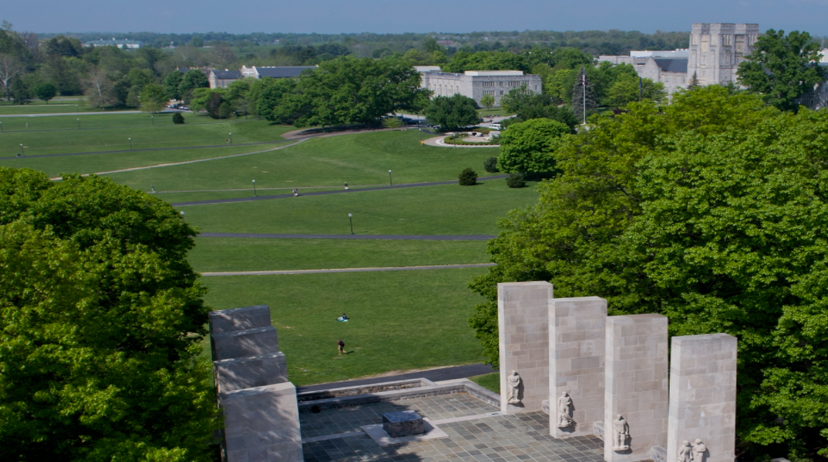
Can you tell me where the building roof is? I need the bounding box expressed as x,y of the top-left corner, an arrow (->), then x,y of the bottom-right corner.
465,70 -> 524,76
654,58 -> 688,74
255,66 -> 315,78
212,70 -> 242,79
631,49 -> 689,58
414,66 -> 442,73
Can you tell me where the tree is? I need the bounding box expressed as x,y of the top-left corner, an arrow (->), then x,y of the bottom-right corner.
9,75 -> 30,104
178,69 -> 209,102
141,83 -> 167,113
480,93 -> 495,110
737,29 -> 826,111
500,85 -> 578,132
163,70 -> 184,100
424,94 -> 479,131
496,118 -> 570,175
571,66 -> 598,124
687,71 -> 700,90
605,74 -> 666,107
0,168 -> 221,461
224,79 -> 252,117
32,82 -> 57,103
0,53 -> 21,100
84,66 -> 116,109
469,87 -> 828,459
258,78 -> 306,124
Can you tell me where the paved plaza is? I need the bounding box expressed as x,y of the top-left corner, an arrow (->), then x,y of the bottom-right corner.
301,393 -> 605,462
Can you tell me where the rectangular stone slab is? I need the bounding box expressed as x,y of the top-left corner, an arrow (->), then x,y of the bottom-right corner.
212,326 -> 279,361
498,281 -> 553,414
604,313 -> 669,462
667,334 -> 737,462
382,410 -> 425,437
214,352 -> 288,394
209,305 -> 272,334
549,296 -> 607,438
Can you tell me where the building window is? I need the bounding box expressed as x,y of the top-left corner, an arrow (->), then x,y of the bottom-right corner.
481,81 -> 495,87
500,90 -> 504,95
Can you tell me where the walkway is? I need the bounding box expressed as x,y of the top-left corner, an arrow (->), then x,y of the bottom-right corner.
173,174 -> 508,206
296,363 -> 497,393
200,263 -> 495,277
423,135 -> 499,148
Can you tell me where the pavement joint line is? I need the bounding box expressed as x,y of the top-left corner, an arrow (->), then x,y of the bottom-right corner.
200,263 -> 496,276
302,431 -> 365,443
431,411 -> 504,425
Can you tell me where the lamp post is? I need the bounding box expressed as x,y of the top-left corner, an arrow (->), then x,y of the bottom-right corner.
252,179 -> 257,197
229,133 -> 233,145
20,144 -> 24,156
129,138 -> 133,150
151,115 -> 154,126
77,118 -> 80,129
349,213 -> 354,235
388,170 -> 393,186
180,211 -> 185,223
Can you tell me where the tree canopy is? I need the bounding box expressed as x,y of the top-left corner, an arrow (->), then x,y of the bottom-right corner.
496,118 -> 570,175
424,94 -> 479,131
0,169 -> 220,461
470,86 -> 828,459
737,29 -> 826,111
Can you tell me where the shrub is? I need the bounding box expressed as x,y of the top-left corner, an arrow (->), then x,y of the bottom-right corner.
172,113 -> 185,124
506,172 -> 526,188
483,157 -> 499,173
459,168 -> 478,186
382,117 -> 404,128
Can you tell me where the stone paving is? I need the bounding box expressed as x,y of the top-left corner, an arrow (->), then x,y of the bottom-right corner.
301,393 -> 605,462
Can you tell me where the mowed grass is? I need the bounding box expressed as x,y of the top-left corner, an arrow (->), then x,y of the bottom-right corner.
188,238 -> 490,272
200,267 -> 489,386
0,97 -> 96,114
108,130 -> 500,193
180,180 -> 538,236
469,373 -> 500,393
0,114 -> 293,159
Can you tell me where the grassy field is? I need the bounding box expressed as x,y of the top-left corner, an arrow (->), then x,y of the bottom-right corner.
0,115 -> 294,159
107,129 -> 500,194
188,238 -> 490,272
200,267 -> 489,386
180,180 -> 537,236
469,373 -> 500,393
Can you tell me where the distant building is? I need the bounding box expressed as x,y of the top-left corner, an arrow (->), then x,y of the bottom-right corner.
83,38 -> 142,49
417,69 -> 542,107
209,69 -> 242,89
240,66 -> 316,79
598,23 -> 759,96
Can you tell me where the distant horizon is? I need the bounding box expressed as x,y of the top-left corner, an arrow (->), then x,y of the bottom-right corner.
5,0 -> 828,37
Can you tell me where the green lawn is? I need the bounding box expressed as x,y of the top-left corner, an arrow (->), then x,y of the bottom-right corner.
181,180 -> 537,236
200,267 -> 489,386
189,238 -> 490,272
108,130 -> 500,194
0,115 -> 293,159
469,372 -> 500,393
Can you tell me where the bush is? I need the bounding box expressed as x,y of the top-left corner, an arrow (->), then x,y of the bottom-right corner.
382,117 -> 404,128
459,168 -> 478,186
483,157 -> 499,173
172,113 -> 185,124
506,172 -> 526,188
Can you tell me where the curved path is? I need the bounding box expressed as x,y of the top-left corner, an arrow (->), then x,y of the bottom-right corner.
424,135 -> 499,148
199,232 -> 495,240
173,174 -> 508,207
200,263 -> 495,277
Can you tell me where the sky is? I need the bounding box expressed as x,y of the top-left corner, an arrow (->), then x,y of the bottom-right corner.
4,0 -> 828,36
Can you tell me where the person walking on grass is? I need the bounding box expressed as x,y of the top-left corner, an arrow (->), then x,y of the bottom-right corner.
337,339 -> 345,355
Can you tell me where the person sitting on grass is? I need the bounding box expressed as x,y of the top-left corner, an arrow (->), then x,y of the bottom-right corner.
336,313 -> 349,322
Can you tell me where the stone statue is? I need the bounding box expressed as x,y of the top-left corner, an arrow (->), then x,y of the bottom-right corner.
677,440 -> 693,462
507,371 -> 521,404
692,439 -> 706,462
612,414 -> 630,451
557,391 -> 574,428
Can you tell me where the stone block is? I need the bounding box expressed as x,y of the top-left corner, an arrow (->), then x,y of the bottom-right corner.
382,411 -> 425,437
209,305 -> 272,334
604,314 -> 669,462
212,326 -> 279,361
549,296 -> 607,438
214,352 -> 288,394
221,382 -> 302,462
667,334 -> 737,462
498,281 -> 553,413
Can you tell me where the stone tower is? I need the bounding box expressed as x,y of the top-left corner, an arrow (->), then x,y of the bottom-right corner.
687,23 -> 759,86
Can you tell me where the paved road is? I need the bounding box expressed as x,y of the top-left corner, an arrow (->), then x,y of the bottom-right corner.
296,363 -> 498,393
199,232 -> 496,241
173,174 -> 509,207
200,263 -> 495,277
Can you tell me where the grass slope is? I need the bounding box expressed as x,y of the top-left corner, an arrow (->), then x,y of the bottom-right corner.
201,267 -> 489,386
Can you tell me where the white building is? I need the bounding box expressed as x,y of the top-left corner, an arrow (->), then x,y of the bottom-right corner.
83,38 -> 142,49
240,66 -> 316,79
418,69 -> 542,107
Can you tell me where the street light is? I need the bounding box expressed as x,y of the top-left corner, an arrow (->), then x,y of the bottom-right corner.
252,179 -> 257,197
349,213 -> 354,235
77,118 -> 80,129
388,170 -> 393,186
20,144 -> 24,156
229,133 -> 233,145
129,138 -> 133,150
180,211 -> 185,223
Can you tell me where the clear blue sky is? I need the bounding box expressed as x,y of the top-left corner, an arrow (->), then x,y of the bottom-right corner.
4,0 -> 828,37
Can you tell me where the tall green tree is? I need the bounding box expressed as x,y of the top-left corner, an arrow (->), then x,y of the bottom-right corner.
178,69 -> 209,102
571,66 -> 598,123
605,74 -> 666,107
32,82 -> 57,103
163,70 -> 184,100
737,29 -> 826,111
140,83 -> 167,113
480,93 -> 495,110
496,118 -> 570,175
0,169 -> 221,461
424,94 -> 479,131
499,85 -> 578,131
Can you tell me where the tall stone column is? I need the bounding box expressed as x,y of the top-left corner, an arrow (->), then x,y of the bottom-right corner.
548,296 -> 607,438
667,334 -> 737,462
604,314 -> 669,462
498,281 -> 553,413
